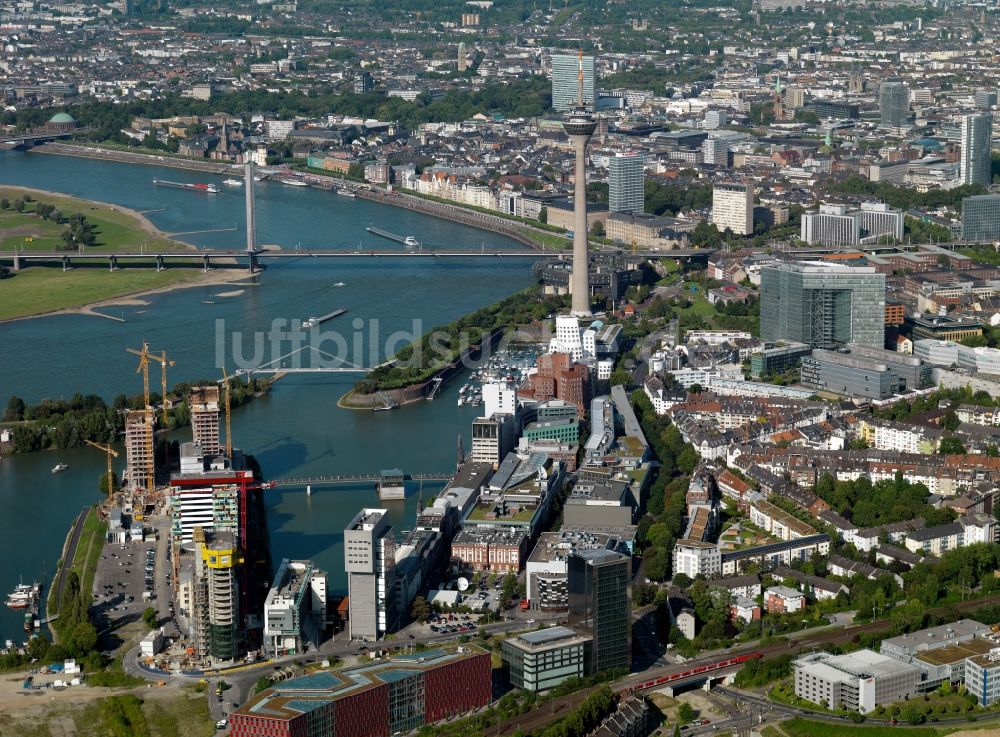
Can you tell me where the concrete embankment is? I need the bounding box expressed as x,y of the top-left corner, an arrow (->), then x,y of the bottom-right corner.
354,189 -> 541,248
31,142 -> 237,174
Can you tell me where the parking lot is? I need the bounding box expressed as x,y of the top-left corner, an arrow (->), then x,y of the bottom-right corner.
91,516 -> 179,653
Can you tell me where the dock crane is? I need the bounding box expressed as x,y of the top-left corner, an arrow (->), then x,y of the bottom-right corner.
125,341 -> 155,494
220,367 -> 233,458
85,439 -> 119,500
147,349 -> 176,426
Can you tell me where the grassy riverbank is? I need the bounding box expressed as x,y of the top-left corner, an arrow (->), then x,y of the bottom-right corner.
349,287 -> 567,397
0,186 -> 238,322
0,268 -> 200,322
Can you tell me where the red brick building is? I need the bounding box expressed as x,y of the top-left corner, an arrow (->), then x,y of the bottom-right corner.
229,645 -> 491,737
519,352 -> 591,414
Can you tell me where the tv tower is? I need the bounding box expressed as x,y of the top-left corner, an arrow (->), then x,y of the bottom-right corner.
562,50 -> 596,317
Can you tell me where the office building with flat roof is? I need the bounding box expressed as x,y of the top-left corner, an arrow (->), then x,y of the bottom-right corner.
962,195 -> 1000,241
608,152 -> 645,214
760,262 -> 885,349
229,645 -> 492,737
801,204 -> 860,246
749,342 -> 812,378
345,509 -> 398,640
961,113 -> 993,187
568,549 -> 630,675
712,182 -> 753,235
501,626 -> 593,692
880,80 -> 909,128
551,53 -> 596,112
794,649 -> 921,712
801,349 -> 899,400
263,559 -> 328,658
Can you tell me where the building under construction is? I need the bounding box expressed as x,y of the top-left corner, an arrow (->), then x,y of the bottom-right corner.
189,386 -> 221,457
188,528 -> 240,662
124,409 -> 154,492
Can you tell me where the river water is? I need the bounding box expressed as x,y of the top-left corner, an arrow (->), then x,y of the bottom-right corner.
0,150 -> 534,638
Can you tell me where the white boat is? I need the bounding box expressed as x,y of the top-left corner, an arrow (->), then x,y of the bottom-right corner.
334,282 -> 346,287
282,179 -> 308,187
337,188 -> 356,198
52,463 -> 68,473
403,236 -> 420,248
223,178 -> 243,187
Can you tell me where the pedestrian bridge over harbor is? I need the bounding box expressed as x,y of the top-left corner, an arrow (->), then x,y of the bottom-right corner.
268,473 -> 453,487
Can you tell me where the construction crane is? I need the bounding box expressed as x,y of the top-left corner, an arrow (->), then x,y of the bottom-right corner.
220,367 -> 233,458
85,439 -> 119,500
125,341 -> 155,493
148,349 -> 176,425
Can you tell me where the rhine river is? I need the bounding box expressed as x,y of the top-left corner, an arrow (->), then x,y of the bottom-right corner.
0,150 -> 535,638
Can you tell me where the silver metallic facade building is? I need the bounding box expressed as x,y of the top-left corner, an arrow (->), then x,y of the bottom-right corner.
551,53 -> 596,112
961,113 -> 993,187
345,508 -> 398,640
879,80 -> 909,128
760,262 -> 886,349
962,194 -> 1000,241
608,153 -> 645,214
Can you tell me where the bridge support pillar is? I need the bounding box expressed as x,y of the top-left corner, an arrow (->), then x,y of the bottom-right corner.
155,255 -> 164,272
62,256 -> 70,272
12,254 -> 20,272
109,255 -> 118,272
203,254 -> 211,272
248,251 -> 258,275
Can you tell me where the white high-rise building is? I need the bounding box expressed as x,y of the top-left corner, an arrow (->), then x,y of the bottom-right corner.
483,382 -> 517,418
801,204 -> 861,246
961,113 -> 993,187
551,316 -> 585,360
712,182 -> 753,235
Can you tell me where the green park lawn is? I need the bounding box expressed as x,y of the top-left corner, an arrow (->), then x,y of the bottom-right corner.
0,267 -> 197,321
0,186 -> 178,253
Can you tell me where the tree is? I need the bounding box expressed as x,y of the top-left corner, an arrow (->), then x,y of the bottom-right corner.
142,607 -> 158,629
4,395 -> 25,422
939,436 -> 966,455
98,470 -> 120,498
941,409 -> 960,432
0,198 -> 9,209
538,207 -> 548,224
677,703 -> 696,724
13,198 -> 25,212
590,220 -> 605,237
410,595 -> 431,623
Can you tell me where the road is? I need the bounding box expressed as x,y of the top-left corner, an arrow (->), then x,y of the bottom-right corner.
50,507 -> 90,627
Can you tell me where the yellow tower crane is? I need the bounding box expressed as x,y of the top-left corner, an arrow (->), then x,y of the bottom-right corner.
220,368 -> 233,459
125,341 -> 155,493
85,439 -> 119,500
148,349 -> 176,426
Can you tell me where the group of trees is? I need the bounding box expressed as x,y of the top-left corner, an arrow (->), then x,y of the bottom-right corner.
814,472 -> 954,529
2,78 -> 552,146
533,686 -> 616,737
60,213 -> 98,249
829,176 -> 984,212
644,179 -> 712,218
631,391 -> 700,582
355,290 -> 568,393
2,377 -> 269,454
